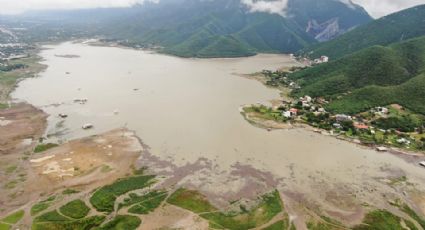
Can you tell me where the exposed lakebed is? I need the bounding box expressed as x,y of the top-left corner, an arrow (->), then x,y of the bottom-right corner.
12,42 -> 425,219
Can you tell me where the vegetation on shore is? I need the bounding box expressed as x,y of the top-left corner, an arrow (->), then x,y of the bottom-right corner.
0,54 -> 45,103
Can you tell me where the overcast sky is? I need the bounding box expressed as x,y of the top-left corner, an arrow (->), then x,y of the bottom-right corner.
0,0 -> 423,18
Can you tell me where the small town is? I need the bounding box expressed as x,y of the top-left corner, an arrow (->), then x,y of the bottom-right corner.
243,69 -> 425,153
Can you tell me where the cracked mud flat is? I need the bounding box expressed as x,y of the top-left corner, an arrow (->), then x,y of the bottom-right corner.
11,42 -> 425,226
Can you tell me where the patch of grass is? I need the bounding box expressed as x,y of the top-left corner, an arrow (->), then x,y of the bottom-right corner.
34,143 -> 59,153
169,189 -> 283,230
243,105 -> 288,122
59,199 -> 90,219
4,180 -> 18,189
0,223 -> 10,230
34,210 -> 70,223
306,222 -> 336,230
100,165 -> 113,173
127,191 -> 168,214
89,175 -> 155,213
404,219 -> 419,230
62,188 -> 79,195
43,195 -> 56,203
32,215 -> 105,230
400,204 -> 425,229
31,202 -> 50,216
262,220 -> 288,230
119,190 -> 167,209
167,188 -> 217,213
353,209 -> 406,230
5,165 -> 17,174
200,190 -> 283,230
1,210 -> 24,224
209,222 -> 226,229
97,215 -> 141,230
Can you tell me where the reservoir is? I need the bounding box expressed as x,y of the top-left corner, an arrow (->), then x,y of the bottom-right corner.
12,42 -> 425,208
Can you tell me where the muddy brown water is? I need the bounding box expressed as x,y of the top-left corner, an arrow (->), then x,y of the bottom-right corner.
12,42 -> 425,211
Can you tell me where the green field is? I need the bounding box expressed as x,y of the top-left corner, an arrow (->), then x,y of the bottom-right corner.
31,202 -> 50,216
353,209 -> 412,230
0,223 -> 10,230
167,188 -> 217,214
1,210 -> 24,225
34,210 -> 71,223
119,190 -> 167,214
89,175 -> 155,212
168,189 -> 284,230
262,220 -> 288,230
59,199 -> 90,219
32,215 -> 105,230
96,215 -> 141,230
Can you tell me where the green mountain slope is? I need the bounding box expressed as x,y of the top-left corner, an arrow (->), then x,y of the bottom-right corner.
9,0 -> 371,57
302,4 -> 425,59
95,0 -> 370,57
290,36 -> 425,115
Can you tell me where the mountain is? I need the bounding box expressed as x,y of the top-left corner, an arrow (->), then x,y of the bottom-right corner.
290,36 -> 425,115
286,0 -> 371,41
12,0 -> 371,57
99,0 -> 372,57
302,4 -> 425,59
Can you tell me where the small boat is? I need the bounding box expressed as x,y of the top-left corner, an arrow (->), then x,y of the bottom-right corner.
82,123 -> 93,130
419,161 -> 425,168
58,113 -> 68,118
376,146 -> 388,152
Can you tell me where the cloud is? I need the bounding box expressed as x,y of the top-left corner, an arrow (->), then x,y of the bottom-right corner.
350,0 -> 425,18
0,0 -> 423,17
337,0 -> 357,9
241,0 -> 289,16
0,0 -> 154,14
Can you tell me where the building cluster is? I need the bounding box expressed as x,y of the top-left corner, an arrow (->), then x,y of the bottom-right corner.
0,43 -> 29,62
294,55 -> 329,66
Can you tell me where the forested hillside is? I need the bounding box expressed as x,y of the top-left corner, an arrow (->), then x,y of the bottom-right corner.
290,36 -> 425,115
